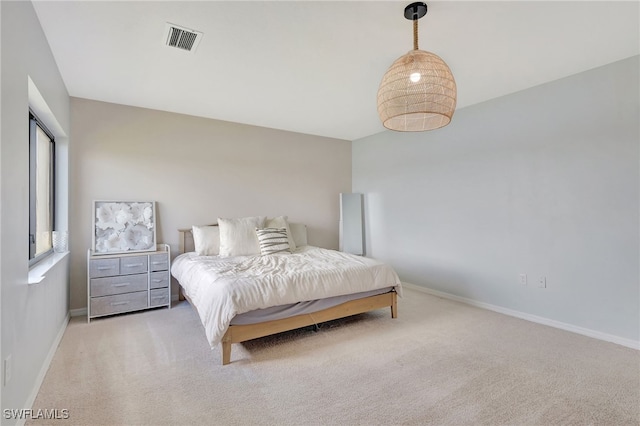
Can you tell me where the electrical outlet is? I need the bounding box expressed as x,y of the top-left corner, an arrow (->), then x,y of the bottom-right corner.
4,355 -> 12,386
538,277 -> 546,288
519,274 -> 527,286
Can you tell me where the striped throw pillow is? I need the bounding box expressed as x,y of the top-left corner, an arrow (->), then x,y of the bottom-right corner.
255,228 -> 291,255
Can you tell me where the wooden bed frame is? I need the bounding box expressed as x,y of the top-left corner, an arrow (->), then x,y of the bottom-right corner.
177,225 -> 398,365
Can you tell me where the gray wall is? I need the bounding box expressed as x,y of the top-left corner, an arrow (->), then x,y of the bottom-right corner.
353,56 -> 639,343
70,98 -> 352,311
1,1 -> 70,421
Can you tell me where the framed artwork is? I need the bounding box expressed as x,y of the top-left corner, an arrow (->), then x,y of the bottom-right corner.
92,201 -> 157,255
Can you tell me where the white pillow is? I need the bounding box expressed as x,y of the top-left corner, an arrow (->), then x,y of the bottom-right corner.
255,228 -> 291,255
192,225 -> 220,256
265,216 -> 297,252
218,216 -> 266,257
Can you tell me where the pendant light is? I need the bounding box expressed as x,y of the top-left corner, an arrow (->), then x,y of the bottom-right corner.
377,2 -> 457,132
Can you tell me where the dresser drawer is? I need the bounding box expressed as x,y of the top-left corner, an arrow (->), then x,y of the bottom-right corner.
149,271 -> 170,289
120,255 -> 148,275
90,291 -> 148,317
149,253 -> 169,272
89,258 -> 120,278
150,288 -> 170,307
90,273 -> 148,297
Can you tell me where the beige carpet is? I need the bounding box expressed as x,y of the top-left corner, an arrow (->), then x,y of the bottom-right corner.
30,288 -> 639,425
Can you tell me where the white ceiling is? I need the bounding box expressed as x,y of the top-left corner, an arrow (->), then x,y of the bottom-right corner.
32,1 -> 639,141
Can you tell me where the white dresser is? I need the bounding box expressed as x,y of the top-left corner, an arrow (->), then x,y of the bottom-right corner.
87,244 -> 171,322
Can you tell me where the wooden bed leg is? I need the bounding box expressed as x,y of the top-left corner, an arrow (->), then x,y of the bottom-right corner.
178,286 -> 185,301
391,292 -> 398,319
222,335 -> 232,365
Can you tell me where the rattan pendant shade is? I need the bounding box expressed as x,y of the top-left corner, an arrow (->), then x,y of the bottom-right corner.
377,2 -> 456,132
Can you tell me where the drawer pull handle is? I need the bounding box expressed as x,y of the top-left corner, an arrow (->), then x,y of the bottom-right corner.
110,301 -> 130,306
152,261 -> 166,265
152,279 -> 163,283
97,266 -> 114,270
112,283 -> 130,287
124,263 -> 144,268
152,296 -> 165,300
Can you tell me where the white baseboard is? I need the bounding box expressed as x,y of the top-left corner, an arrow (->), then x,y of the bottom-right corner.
402,282 -> 640,351
19,313 -> 70,426
70,308 -> 87,317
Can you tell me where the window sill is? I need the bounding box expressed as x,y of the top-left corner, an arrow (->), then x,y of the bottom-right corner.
28,251 -> 69,285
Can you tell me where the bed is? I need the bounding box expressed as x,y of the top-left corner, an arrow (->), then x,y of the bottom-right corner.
171,218 -> 401,365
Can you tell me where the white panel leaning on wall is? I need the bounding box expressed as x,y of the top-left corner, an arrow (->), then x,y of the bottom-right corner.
339,193 -> 364,256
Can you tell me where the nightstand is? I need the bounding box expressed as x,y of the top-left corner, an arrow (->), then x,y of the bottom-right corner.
87,244 -> 171,322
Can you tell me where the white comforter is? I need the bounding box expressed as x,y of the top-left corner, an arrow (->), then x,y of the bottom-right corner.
171,246 -> 402,347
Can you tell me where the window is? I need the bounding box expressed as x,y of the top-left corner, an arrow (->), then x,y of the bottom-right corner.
29,111 -> 55,264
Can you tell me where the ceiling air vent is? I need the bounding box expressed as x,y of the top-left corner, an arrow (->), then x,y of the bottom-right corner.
163,23 -> 203,53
